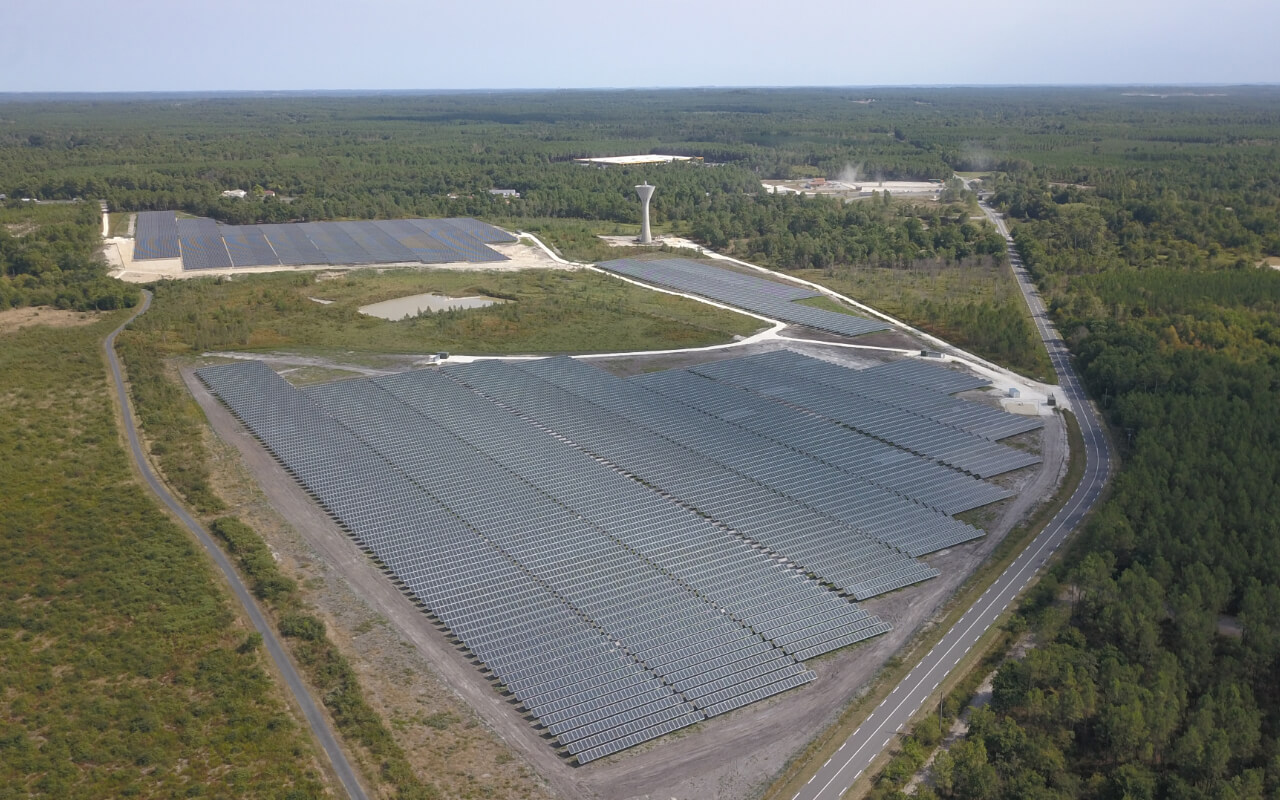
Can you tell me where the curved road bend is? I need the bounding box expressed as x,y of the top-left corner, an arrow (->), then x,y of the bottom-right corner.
793,202 -> 1112,800
105,291 -> 368,800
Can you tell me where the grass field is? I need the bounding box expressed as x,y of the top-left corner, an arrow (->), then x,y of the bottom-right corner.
0,314 -> 331,799
127,267 -> 761,356
108,211 -> 131,237
795,261 -> 1056,381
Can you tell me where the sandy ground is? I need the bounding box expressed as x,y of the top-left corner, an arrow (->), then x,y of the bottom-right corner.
183,337 -> 1067,800
105,236 -> 571,284
597,234 -> 708,251
0,306 -> 102,334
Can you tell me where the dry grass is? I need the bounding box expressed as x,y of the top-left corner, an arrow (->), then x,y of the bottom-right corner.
0,306 -> 101,334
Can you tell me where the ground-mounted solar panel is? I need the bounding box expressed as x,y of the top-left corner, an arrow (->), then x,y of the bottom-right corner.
689,354 -> 1040,478
519,356 -> 984,558
134,211 -> 180,259
334,221 -> 419,263
298,222 -> 372,265
178,217 -> 233,270
372,220 -> 463,263
258,223 -> 327,265
631,367 -> 1013,516
862,359 -> 993,395
141,214 -> 512,268
598,257 -> 889,338
409,219 -> 508,262
220,225 -> 281,267
442,217 -> 519,244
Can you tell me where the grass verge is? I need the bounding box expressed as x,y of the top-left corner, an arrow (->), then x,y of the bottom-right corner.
762,410 -> 1086,800
791,264 -> 1056,383
209,518 -> 442,799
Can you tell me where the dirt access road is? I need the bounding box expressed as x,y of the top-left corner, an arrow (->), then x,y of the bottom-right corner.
107,294 -> 368,800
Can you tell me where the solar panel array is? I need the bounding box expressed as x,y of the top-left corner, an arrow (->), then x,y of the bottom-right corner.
750,351 -> 1043,442
199,359 -> 900,764
861,359 -> 992,395
689,352 -> 1041,478
632,368 -> 1012,517
133,211 -> 180,259
222,226 -> 281,268
198,350 -> 1038,763
133,213 -> 514,270
598,257 -> 890,338
513,357 -> 984,558
177,217 -> 234,270
446,360 -> 938,598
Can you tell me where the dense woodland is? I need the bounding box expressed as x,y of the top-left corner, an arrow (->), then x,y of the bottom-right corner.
0,203 -> 136,310
3,88 -> 1280,798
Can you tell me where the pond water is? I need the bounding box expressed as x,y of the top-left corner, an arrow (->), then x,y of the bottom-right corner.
358,292 -> 504,320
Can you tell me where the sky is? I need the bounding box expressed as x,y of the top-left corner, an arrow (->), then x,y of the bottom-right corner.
2,0 -> 1277,92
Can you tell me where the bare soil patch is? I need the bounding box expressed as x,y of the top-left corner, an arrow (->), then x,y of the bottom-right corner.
0,306 -> 101,334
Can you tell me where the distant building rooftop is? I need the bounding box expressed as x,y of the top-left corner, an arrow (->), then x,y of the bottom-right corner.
488,188 -> 521,197
574,154 -> 700,167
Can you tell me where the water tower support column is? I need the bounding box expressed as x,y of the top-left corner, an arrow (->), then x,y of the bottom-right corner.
635,182 -> 655,244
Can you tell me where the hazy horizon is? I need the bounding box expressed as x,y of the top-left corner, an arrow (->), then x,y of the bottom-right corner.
4,0 -> 1277,93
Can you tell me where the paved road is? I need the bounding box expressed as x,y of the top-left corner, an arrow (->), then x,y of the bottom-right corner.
104,292 -> 368,800
792,201 -> 1112,800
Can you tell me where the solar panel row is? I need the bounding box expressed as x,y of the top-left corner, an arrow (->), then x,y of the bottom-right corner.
598,257 -> 890,338
326,370 -> 889,661
519,356 -> 984,557
631,368 -> 1012,517
862,359 -> 992,396
133,210 -> 180,260
177,217 -> 233,270
444,360 -> 938,599
752,351 -> 1043,442
689,354 -> 1040,478
154,216 -> 513,270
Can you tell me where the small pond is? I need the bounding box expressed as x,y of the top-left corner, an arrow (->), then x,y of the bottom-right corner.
358,292 -> 504,320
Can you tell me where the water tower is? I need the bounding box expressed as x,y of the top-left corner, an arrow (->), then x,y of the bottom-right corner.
635,182 -> 655,244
